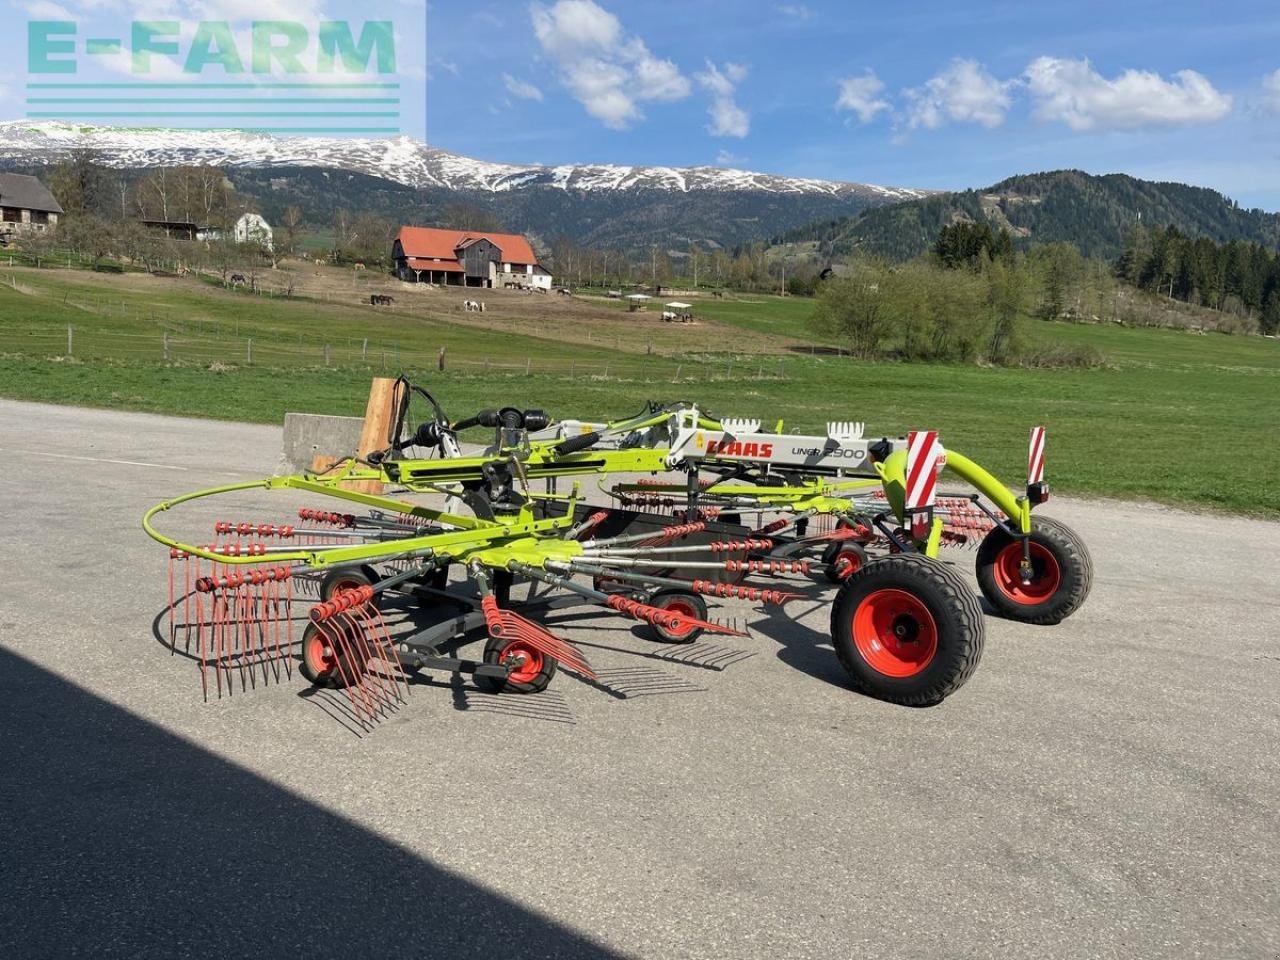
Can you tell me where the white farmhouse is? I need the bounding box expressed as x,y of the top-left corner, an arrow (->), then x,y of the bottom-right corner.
234,213 -> 273,250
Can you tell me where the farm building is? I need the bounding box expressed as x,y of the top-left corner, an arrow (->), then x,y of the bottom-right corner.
233,213 -> 273,250
392,226 -> 552,289
0,173 -> 63,243
198,213 -> 274,249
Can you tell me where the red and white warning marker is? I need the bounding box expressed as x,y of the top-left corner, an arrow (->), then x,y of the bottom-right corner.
1028,425 -> 1046,485
905,430 -> 945,511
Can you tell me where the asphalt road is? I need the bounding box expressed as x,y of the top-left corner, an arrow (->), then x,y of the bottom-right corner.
1,399 -> 1277,959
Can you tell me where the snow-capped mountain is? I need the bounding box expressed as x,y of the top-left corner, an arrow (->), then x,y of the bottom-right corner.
0,120 -> 924,201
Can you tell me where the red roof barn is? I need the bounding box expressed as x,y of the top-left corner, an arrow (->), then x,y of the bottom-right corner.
392,226 -> 551,289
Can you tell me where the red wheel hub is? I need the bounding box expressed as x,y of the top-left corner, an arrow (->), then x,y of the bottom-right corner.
304,632 -> 338,678
852,588 -> 938,677
834,550 -> 863,579
499,641 -> 544,684
993,541 -> 1061,604
660,598 -> 698,638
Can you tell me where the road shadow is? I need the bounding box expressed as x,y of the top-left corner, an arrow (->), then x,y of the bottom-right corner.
753,601 -> 858,691
0,647 -> 624,959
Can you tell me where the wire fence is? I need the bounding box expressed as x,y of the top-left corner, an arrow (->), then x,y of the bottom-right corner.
1,323 -> 794,383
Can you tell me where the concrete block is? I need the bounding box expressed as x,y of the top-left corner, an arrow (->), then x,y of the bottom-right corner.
278,412 -> 365,475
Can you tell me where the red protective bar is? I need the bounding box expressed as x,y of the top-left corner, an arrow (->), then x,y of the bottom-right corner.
574,510 -> 610,541
309,585 -> 376,622
751,517 -> 792,535
706,537 -> 774,553
215,521 -> 297,538
646,520 -> 706,546
196,566 -> 292,594
604,594 -> 743,636
724,558 -> 811,574
480,595 -> 596,679
298,507 -> 357,527
690,579 -> 803,605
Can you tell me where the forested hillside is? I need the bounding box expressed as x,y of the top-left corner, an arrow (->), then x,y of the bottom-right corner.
779,171 -> 1280,261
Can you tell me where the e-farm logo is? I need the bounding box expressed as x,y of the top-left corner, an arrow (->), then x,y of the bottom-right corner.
25,18 -> 412,136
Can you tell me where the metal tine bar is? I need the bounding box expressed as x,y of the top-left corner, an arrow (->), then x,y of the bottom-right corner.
195,586 -> 209,702
344,609 -> 395,719
582,537 -> 774,558
579,522 -> 706,550
323,619 -> 371,728
351,605 -> 399,712
361,604 -> 410,703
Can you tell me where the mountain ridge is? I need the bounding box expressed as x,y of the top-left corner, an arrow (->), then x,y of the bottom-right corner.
0,120 -> 924,201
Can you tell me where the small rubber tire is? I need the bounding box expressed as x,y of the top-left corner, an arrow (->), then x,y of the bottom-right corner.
975,516 -> 1092,625
473,635 -> 559,695
319,565 -> 381,606
643,590 -> 709,644
299,620 -> 365,689
830,555 -> 984,707
822,542 -> 868,584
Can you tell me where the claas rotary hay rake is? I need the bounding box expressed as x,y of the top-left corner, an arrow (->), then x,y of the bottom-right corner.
143,379 -> 1091,724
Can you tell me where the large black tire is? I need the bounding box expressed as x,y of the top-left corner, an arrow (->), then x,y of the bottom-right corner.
822,541 -> 868,585
830,555 -> 984,707
975,516 -> 1092,625
643,590 -> 708,644
473,635 -> 559,695
319,565 -> 381,606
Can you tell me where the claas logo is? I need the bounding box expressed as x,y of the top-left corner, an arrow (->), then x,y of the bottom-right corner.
706,439 -> 773,458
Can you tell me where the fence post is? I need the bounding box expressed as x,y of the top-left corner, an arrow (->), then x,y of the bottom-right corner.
570,360 -> 575,378
67,324 -> 73,357
525,357 -> 531,375
603,365 -> 608,379
162,331 -> 169,362
438,347 -> 445,371
673,364 -> 682,382
727,361 -> 733,379
246,338 -> 252,365
362,337 -> 368,361
324,343 -> 330,366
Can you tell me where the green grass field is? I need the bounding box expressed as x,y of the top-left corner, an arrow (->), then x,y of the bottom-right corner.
2,267 -> 1277,517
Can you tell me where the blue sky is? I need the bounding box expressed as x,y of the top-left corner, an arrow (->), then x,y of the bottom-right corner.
424,0 -> 1280,209
2,0 -> 1277,209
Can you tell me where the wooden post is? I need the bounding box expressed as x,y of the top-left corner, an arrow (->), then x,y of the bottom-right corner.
525,357 -> 531,375
324,343 -> 330,366
347,377 -> 401,494
437,346 -> 445,371
162,331 -> 169,362
673,364 -> 682,382
67,324 -> 73,357
362,337 -> 368,361
246,338 -> 252,365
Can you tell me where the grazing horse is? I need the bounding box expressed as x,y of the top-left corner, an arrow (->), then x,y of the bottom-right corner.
353,263 -> 366,272
229,273 -> 246,286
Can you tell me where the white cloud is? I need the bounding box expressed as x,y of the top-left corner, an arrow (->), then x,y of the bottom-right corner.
530,0 -> 690,129
1261,69 -> 1280,114
715,148 -> 747,166
835,70 -> 891,123
503,73 -> 543,101
776,3 -> 812,19
697,60 -> 750,138
1025,56 -> 1232,130
904,59 -> 1012,130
